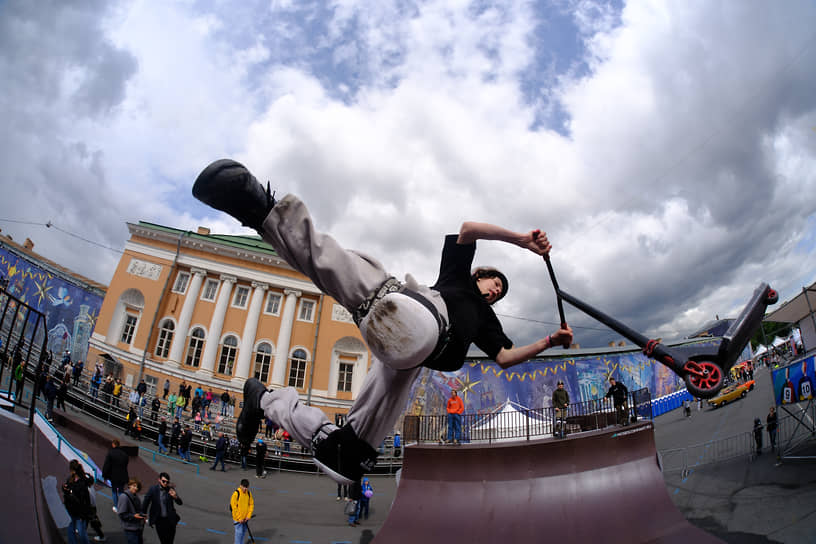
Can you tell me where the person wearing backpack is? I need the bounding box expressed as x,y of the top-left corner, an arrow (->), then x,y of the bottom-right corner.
62,459 -> 94,544
230,479 -> 254,544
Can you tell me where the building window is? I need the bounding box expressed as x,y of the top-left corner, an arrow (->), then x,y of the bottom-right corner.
264,292 -> 282,316
144,374 -> 158,396
172,272 -> 190,294
201,279 -> 219,302
232,286 -> 250,308
155,319 -> 175,358
337,362 -> 354,393
253,342 -> 273,383
218,335 -> 239,375
288,349 -> 308,388
185,328 -> 205,367
298,299 -> 315,322
121,314 -> 138,344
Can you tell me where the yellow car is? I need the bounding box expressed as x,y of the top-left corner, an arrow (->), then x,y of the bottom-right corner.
708,380 -> 755,408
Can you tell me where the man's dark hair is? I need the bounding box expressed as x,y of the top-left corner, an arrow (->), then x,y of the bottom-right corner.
240,479 -> 250,487
159,472 -> 170,481
471,267 -> 509,303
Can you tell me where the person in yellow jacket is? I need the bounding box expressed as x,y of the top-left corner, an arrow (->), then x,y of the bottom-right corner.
230,479 -> 254,543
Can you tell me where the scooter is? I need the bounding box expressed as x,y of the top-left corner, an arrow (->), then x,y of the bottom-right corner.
539,235 -> 777,399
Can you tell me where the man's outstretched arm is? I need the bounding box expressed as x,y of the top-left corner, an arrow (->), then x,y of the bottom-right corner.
457,222 -> 551,256
495,325 -> 573,369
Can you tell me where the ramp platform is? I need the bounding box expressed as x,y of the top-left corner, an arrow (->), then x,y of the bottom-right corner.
374,421 -> 722,543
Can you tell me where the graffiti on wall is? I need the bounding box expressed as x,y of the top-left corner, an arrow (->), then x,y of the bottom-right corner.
405,338 -> 741,417
0,246 -> 104,362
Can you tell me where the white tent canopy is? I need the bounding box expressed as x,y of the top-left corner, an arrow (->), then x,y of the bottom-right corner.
469,399 -> 550,443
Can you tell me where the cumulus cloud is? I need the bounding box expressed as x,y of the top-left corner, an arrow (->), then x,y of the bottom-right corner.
1,0 -> 815,350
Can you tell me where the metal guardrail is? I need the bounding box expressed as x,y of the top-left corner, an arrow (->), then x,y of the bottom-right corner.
0,287 -> 50,425
33,408 -> 100,482
403,388 -> 651,443
658,403 -> 816,474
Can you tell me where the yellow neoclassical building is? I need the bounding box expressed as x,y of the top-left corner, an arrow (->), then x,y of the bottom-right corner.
87,221 -> 370,420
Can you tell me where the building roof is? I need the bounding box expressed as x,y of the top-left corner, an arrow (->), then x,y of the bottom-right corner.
0,235 -> 107,294
135,221 -> 280,256
765,280 -> 816,324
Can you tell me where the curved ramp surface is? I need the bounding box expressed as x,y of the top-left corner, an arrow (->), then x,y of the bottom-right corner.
375,421 -> 722,543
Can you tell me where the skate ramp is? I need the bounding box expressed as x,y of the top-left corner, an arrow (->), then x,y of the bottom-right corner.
374,421 -> 722,543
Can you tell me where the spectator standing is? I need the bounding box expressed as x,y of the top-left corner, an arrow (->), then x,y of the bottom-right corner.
112,379 -> 123,408
445,389 -> 464,445
151,396 -> 161,423
56,373 -> 69,412
44,374 -> 58,421
157,417 -> 169,454
605,377 -> 630,426
178,425 -> 193,462
753,418 -> 764,455
12,357 -> 25,402
359,477 -> 374,521
230,479 -> 254,544
265,417 -> 274,438
102,439 -> 129,513
205,388 -> 214,417
393,432 -> 401,458
170,418 -> 181,455
221,390 -> 231,416
211,432 -> 229,471
136,379 -> 147,400
347,479 -> 362,527
117,478 -> 146,544
336,484 -> 348,502
239,440 -> 250,470
766,407 -> 778,452
101,376 -> 114,405
255,439 -> 267,479
167,392 -> 177,417
163,379 -> 170,399
73,360 -> 84,386
175,393 -> 185,419
132,418 -> 143,441
90,369 -> 102,399
142,472 -> 183,544
62,459 -> 94,544
552,380 -> 569,437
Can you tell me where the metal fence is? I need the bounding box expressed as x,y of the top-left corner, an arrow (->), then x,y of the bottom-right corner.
658,403 -> 816,474
403,388 -> 651,443
0,287 -> 49,424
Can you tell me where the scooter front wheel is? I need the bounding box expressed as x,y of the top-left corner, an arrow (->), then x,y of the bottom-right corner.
683,360 -> 724,399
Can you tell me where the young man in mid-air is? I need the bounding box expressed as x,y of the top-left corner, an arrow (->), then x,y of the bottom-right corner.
193,159 -> 573,484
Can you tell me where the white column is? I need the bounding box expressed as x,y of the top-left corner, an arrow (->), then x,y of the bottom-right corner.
198,274 -> 236,377
233,282 -> 268,384
167,267 -> 206,367
270,289 -> 300,387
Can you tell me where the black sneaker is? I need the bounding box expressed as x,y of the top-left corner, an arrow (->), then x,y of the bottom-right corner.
312,424 -> 378,485
192,159 -> 276,232
236,378 -> 267,446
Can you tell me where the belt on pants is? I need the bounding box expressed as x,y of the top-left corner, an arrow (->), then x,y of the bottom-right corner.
352,277 -> 451,366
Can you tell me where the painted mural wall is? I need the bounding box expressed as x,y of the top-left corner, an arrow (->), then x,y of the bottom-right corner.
405,338 -> 746,416
0,246 -> 104,362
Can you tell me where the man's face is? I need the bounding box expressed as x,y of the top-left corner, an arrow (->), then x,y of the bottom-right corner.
159,476 -> 170,489
476,276 -> 503,304
451,391 -> 457,398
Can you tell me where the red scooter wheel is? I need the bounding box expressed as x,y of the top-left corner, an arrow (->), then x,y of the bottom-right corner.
683,360 -> 724,399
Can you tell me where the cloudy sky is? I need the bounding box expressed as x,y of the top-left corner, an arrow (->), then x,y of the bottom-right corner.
1,0 -> 815,349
